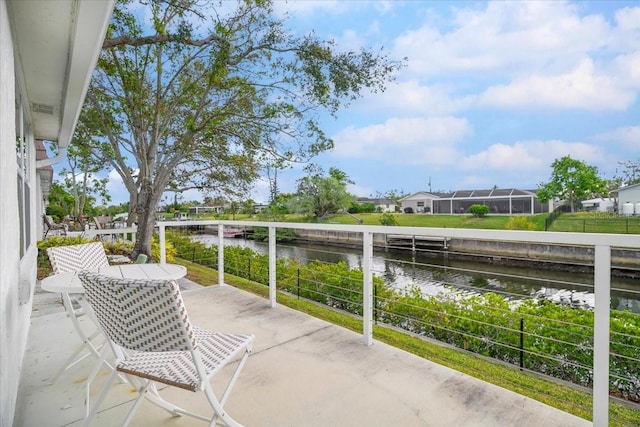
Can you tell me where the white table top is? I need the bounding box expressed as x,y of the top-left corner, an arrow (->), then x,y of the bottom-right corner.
41,263 -> 187,294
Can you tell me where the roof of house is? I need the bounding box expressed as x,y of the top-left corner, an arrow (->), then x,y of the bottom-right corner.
400,188 -> 538,201
399,192 -> 442,201
356,198 -> 397,205
581,198 -> 615,204
612,182 -> 640,193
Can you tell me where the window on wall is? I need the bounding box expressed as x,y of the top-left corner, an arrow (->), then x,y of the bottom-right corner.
15,90 -> 32,258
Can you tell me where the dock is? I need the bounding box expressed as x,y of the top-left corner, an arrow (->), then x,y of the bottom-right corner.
386,234 -> 450,251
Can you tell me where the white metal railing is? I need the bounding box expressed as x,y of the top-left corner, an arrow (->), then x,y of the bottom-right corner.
82,226 -> 137,242
157,219 -> 639,426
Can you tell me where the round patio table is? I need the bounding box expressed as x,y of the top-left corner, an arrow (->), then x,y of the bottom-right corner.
41,263 -> 187,294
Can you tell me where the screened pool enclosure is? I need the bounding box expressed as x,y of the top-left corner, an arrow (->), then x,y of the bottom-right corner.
402,188 -> 549,215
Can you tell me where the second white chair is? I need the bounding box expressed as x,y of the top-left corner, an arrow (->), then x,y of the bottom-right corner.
46,241 -> 109,274
79,271 -> 254,427
46,241 -> 113,416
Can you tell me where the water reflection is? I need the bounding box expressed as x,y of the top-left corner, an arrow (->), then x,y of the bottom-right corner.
192,235 -> 640,313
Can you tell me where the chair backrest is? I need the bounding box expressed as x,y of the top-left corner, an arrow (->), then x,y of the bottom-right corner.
78,271 -> 195,353
47,242 -> 110,274
44,215 -> 55,227
93,217 -> 103,230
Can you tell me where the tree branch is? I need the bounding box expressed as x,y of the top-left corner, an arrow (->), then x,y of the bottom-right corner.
104,33 -> 225,49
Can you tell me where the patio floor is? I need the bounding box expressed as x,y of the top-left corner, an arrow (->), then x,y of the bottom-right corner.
15,279 -> 591,426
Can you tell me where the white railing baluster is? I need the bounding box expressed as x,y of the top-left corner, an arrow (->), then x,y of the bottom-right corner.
218,223 -> 225,286
362,231 -> 373,346
159,223 -> 166,264
269,226 -> 277,308
593,245 -> 611,427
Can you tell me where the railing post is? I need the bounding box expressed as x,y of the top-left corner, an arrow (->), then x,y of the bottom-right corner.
519,317 -> 524,371
268,226 -> 277,308
218,224 -> 224,286
593,245 -> 611,427
159,223 -> 166,264
362,231 -> 373,346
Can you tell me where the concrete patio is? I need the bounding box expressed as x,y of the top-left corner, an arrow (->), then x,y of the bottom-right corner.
15,279 -> 591,427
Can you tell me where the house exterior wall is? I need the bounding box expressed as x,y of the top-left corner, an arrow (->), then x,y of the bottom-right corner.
581,198 -> 615,213
400,193 -> 437,213
618,184 -> 640,214
375,203 -> 396,213
0,2 -> 39,424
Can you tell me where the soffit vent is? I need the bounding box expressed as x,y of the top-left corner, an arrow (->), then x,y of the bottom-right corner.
31,103 -> 55,115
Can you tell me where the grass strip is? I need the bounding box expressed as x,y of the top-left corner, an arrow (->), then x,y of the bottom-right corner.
175,258 -> 640,426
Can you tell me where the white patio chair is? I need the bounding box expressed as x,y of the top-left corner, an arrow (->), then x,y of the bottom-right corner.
43,214 -> 68,238
46,242 -> 112,412
46,241 -> 109,274
78,271 -> 254,427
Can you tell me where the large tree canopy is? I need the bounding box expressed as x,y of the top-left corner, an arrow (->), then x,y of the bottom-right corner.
58,121 -> 111,226
291,166 -> 355,220
78,0 -> 402,257
537,156 -> 608,213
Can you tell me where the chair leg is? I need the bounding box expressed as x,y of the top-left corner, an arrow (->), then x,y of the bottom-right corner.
72,342 -> 116,419
122,380 -> 153,427
82,367 -> 118,427
220,349 -> 251,406
203,349 -> 251,427
203,382 -> 244,427
48,329 -> 101,384
144,383 -> 187,416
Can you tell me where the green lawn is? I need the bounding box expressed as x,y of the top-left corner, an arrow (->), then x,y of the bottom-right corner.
319,212 -> 549,230
548,212 -> 640,234
161,210 -> 638,234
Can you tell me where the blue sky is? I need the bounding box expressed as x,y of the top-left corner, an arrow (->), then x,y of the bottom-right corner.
96,0 -> 639,205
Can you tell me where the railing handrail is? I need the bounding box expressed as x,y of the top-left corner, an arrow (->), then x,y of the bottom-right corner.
157,219 -> 639,248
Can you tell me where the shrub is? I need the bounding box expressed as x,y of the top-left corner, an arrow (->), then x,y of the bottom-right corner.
506,216 -> 535,230
469,204 -> 489,217
45,205 -> 66,221
379,212 -> 398,226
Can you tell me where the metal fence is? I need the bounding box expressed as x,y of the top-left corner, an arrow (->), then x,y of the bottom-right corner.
156,220 -> 639,426
549,218 -> 640,234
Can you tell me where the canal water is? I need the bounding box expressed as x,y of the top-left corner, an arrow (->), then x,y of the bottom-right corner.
193,235 -> 640,313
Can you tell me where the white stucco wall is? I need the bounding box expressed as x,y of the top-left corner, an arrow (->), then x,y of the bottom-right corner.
618,185 -> 640,214
0,1 -> 38,424
400,193 -> 437,213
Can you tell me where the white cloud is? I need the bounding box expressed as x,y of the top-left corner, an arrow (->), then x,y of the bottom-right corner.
460,139 -> 606,175
613,7 -> 640,50
478,58 -> 635,110
346,183 -> 373,197
395,1 -> 610,78
249,177 -> 271,204
105,169 -> 131,205
456,139 -> 619,188
386,1 -> 640,113
592,126 -> 640,151
361,80 -> 473,115
272,1 -> 353,19
613,50 -> 640,88
331,116 -> 473,165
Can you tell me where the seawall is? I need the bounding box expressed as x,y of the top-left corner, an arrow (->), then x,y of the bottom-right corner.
292,229 -> 640,278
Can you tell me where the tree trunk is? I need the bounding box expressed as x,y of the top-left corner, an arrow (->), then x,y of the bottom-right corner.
132,184 -> 161,260
569,194 -> 575,214
126,192 -> 138,226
